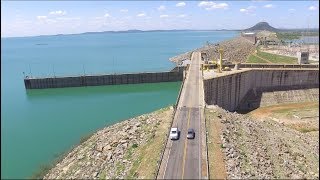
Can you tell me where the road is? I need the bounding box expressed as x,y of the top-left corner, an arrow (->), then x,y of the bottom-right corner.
157,52 -> 207,179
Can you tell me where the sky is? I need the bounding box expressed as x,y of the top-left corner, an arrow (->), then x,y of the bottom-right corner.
1,1 -> 319,37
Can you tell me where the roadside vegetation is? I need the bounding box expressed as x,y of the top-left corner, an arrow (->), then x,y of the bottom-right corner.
247,47 -> 297,64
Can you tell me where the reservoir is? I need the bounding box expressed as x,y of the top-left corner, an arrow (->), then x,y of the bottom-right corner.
1,30 -> 238,179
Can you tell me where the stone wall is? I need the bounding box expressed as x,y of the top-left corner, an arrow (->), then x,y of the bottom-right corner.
203,69 -> 319,111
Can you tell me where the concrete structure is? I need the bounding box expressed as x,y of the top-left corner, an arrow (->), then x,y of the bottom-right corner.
241,32 -> 257,44
24,71 -> 183,89
297,51 -> 309,64
204,69 -> 319,112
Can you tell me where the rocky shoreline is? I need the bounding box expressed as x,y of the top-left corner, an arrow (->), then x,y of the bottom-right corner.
44,106 -> 174,179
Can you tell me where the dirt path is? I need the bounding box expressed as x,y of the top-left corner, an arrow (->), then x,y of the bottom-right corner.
252,52 -> 273,63
205,108 -> 227,179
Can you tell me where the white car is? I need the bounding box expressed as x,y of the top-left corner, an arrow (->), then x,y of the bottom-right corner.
170,127 -> 179,140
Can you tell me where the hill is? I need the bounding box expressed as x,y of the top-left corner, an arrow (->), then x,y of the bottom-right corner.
244,22 -> 279,32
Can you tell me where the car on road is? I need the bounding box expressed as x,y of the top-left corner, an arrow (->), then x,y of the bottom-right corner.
170,128 -> 179,140
187,128 -> 195,139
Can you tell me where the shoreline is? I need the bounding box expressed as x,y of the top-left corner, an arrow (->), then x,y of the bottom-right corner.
41,106 -> 174,179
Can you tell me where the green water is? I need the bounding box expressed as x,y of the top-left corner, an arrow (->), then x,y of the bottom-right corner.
1,82 -> 180,179
1,30 -> 238,178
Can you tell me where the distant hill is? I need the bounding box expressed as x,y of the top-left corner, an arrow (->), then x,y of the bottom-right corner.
244,22 -> 279,32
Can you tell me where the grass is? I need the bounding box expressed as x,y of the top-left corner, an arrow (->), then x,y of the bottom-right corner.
299,127 -> 319,133
257,50 -> 297,64
247,54 -> 269,63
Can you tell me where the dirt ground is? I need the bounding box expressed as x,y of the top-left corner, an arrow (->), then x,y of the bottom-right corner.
205,108 -> 227,179
249,102 -> 319,133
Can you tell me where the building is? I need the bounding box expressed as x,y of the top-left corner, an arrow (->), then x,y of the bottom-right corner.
297,51 -> 309,64
241,32 -> 257,44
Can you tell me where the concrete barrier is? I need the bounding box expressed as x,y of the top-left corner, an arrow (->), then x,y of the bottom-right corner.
224,63 -> 319,69
203,69 -> 319,112
24,71 -> 183,89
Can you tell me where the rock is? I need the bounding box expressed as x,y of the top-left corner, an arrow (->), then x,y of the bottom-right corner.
120,140 -> 127,144
96,145 -> 103,152
105,145 -> 112,151
93,172 -> 99,177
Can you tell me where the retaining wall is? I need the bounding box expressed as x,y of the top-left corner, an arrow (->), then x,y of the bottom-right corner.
24,71 -> 183,89
203,69 -> 319,111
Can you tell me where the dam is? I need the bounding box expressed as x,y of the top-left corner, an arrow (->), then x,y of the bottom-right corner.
203,68 -> 319,112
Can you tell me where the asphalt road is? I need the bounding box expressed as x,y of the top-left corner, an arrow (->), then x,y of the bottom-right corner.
158,52 -> 206,179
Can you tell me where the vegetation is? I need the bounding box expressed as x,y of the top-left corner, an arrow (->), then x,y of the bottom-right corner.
276,32 -> 301,40
277,31 -> 319,40
247,54 -> 269,63
257,51 -> 297,64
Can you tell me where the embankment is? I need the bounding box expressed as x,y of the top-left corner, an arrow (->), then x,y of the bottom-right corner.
204,69 -> 319,112
43,106 -> 174,179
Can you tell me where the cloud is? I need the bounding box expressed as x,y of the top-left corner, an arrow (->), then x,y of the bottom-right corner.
160,14 -> 169,18
263,4 -> 273,8
158,5 -> 166,11
49,10 -> 67,16
240,9 -> 248,13
104,13 -> 111,17
240,6 -> 256,14
289,8 -> 296,11
120,9 -> 128,13
309,6 -> 318,11
177,14 -> 187,18
37,16 -> 47,20
137,13 -> 146,17
176,2 -> 186,7
198,1 -> 228,10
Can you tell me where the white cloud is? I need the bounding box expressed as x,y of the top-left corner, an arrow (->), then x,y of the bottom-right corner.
104,13 -> 111,17
177,14 -> 187,18
198,1 -> 228,10
309,6 -> 318,11
160,14 -> 169,18
37,16 -> 47,20
264,4 -> 273,8
49,10 -> 67,16
158,5 -> 166,11
120,9 -> 128,13
56,17 -> 80,21
240,9 -> 248,13
240,6 -> 256,14
176,2 -> 186,7
137,13 -> 146,17
289,8 -> 296,11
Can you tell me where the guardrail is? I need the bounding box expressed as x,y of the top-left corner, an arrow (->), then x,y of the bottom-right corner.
155,65 -> 188,179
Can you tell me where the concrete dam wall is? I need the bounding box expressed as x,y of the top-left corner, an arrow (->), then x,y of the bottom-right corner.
24,71 -> 183,89
203,69 -> 319,112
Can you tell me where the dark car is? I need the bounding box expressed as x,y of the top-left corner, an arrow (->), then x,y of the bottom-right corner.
187,128 -> 195,139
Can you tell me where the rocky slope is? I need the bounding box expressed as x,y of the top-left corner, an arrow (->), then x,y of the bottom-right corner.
170,36 -> 255,65
207,105 -> 319,179
44,106 -> 173,179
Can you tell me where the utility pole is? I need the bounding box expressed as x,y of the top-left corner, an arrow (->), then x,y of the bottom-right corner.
83,64 -> 86,76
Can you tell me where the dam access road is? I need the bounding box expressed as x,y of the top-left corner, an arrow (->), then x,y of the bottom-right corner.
157,52 -> 208,179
